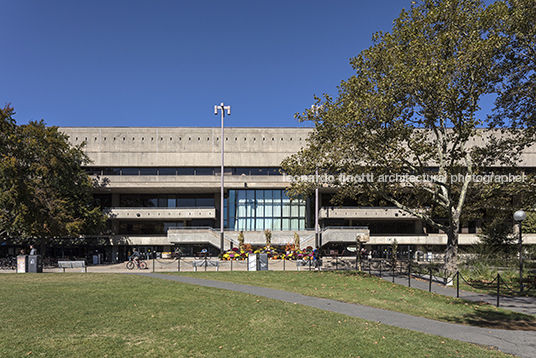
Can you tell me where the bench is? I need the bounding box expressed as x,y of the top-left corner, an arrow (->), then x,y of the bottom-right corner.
58,261 -> 87,273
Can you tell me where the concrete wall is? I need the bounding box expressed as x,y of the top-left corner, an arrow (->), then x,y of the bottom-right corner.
60,127 -> 311,167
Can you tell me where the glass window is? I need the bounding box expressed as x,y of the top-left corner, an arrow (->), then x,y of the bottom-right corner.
93,194 -> 111,208
246,218 -> 254,230
282,218 -> 290,230
140,195 -> 157,207
164,222 -> 183,232
225,189 -> 308,231
177,198 -> 196,207
251,168 -> 268,175
237,218 -> 246,231
264,218 -> 273,230
120,194 -> 140,207
264,203 -> 273,217
159,168 -> 176,175
122,168 -> 139,175
140,168 -> 157,175
196,168 -> 214,175
291,203 -> 299,217
158,195 -> 167,207
234,168 -> 250,176
196,198 -> 215,207
167,195 -> 176,208
256,191 -> 264,217
103,168 -> 120,175
255,218 -> 264,230
177,168 -> 195,175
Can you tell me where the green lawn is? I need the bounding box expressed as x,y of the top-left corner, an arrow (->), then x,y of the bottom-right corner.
0,273 -> 512,357
171,270 -> 536,330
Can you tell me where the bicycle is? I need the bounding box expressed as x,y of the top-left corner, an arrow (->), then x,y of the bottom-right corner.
0,256 -> 16,270
126,257 -> 148,270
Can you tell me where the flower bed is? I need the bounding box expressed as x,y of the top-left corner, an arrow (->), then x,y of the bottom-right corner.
219,245 -> 316,261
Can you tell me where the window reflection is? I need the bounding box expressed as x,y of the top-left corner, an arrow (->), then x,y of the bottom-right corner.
226,189 -> 306,231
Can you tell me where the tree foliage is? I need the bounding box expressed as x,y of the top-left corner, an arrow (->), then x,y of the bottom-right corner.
0,104 -> 106,246
282,0 -> 535,273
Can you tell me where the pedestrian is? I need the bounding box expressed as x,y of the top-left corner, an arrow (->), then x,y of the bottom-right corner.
29,245 -> 37,255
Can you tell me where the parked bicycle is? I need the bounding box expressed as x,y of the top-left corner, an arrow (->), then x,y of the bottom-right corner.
126,257 -> 148,270
0,256 -> 16,270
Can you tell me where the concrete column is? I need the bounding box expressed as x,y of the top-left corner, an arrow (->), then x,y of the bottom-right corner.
414,220 -> 423,234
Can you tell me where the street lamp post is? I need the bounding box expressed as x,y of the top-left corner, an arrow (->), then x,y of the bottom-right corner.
513,210 -> 527,292
214,103 -> 231,252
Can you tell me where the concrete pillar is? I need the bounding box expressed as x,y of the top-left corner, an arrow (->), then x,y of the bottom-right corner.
414,220 -> 423,234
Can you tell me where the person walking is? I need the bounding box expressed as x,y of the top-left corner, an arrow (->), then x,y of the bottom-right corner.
29,245 -> 37,255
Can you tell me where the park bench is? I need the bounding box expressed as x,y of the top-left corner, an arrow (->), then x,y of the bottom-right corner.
58,261 -> 87,273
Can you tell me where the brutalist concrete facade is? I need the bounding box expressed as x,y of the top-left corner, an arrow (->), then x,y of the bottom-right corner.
59,126 -> 536,258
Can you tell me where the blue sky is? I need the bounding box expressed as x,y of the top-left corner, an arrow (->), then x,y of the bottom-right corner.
2,0 -> 412,128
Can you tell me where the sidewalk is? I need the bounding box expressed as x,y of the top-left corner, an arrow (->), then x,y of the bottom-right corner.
136,272 -> 536,358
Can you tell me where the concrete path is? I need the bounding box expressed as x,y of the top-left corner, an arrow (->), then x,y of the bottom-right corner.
133,272 -> 536,358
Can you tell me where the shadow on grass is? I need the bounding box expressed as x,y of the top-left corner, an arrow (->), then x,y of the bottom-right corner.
441,303 -> 536,331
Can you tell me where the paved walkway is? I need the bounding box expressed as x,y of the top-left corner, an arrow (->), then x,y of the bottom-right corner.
133,272 -> 536,358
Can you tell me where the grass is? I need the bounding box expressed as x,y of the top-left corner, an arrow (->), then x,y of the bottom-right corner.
171,270 -> 536,330
0,273 -> 513,358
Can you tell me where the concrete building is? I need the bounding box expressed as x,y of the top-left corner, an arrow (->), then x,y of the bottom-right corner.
58,126 -> 535,261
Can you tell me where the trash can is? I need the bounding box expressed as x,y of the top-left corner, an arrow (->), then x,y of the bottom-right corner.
28,255 -> 43,273
17,255 -> 28,273
248,253 -> 269,271
258,253 -> 268,271
92,254 -> 102,264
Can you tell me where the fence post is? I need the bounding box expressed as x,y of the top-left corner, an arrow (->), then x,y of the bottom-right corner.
283,258 -> 286,271
177,256 -> 181,272
408,261 -> 411,288
204,256 -> 207,272
379,260 -> 382,278
230,259 -> 233,272
429,267 -> 432,292
392,263 -> 395,283
497,273 -> 500,308
456,271 -> 459,298
368,258 -> 371,276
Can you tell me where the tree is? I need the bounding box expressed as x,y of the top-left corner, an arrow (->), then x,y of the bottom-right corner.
282,0 -> 532,273
0,104 -> 107,251
492,0 -> 536,136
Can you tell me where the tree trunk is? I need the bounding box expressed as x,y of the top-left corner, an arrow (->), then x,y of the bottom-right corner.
444,223 -> 459,275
